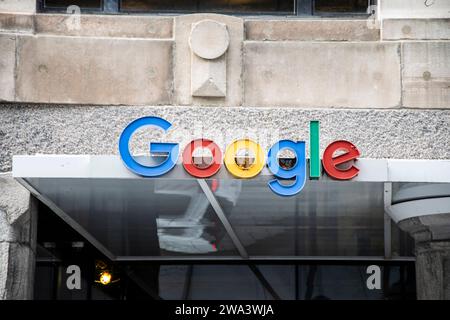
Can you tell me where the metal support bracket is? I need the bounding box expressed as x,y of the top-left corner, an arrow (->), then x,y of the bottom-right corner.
384,182 -> 392,259
197,179 -> 249,259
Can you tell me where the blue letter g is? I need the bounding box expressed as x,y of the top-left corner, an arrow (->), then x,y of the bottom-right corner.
119,116 -> 179,177
267,140 -> 307,196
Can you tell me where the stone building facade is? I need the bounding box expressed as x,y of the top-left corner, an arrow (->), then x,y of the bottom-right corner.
1,0 -> 450,299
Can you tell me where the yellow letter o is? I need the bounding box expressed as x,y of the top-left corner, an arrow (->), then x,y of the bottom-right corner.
224,139 -> 265,178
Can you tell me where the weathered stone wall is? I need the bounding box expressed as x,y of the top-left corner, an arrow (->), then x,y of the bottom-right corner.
399,215 -> 450,300
243,41 -> 401,108
0,173 -> 36,299
1,13 -> 449,108
15,35 -> 173,105
414,241 -> 450,300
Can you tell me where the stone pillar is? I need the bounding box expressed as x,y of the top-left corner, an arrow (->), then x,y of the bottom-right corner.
0,173 -> 37,300
398,214 -> 450,300
415,241 -> 450,300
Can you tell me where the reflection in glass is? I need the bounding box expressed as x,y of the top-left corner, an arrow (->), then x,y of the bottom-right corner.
34,196 -> 417,300
27,177 -> 421,259
154,179 -> 240,254
27,178 -> 240,257
220,180 -> 385,256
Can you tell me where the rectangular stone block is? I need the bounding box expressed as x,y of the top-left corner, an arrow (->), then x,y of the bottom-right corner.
243,42 -> 401,108
402,42 -> 450,108
174,14 -> 244,107
245,19 -> 379,41
380,0 -> 450,19
0,0 -> 35,13
15,35 -> 173,105
35,14 -> 173,39
382,19 -> 450,40
0,33 -> 15,102
0,13 -> 33,33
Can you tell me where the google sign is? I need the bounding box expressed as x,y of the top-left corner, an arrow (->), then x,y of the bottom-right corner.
119,117 -> 361,196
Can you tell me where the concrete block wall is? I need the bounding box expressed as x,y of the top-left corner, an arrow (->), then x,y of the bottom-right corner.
402,41 -> 450,108
0,173 -> 36,300
0,13 -> 449,108
242,41 -> 401,108
15,35 -> 173,104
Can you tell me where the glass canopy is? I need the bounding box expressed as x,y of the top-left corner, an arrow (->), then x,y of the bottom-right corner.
25,177 -> 415,260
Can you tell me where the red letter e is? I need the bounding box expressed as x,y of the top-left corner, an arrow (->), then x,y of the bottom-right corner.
322,140 -> 360,180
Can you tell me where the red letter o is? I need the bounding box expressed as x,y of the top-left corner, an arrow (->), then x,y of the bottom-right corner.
182,139 -> 222,178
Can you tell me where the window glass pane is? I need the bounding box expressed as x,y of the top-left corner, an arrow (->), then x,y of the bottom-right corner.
199,0 -> 294,13
44,0 -> 102,9
34,190 -> 416,300
390,182 -> 450,257
29,178 -> 240,257
29,177 -> 387,258
120,0 -> 295,14
391,221 -> 415,257
121,0 -> 197,11
315,0 -> 368,13
220,180 -> 386,256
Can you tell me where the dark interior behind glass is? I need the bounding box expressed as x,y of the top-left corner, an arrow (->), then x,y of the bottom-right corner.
34,186 -> 415,300
35,205 -> 416,300
44,0 -> 102,9
314,0 -> 368,13
40,0 -> 370,14
121,0 -> 294,14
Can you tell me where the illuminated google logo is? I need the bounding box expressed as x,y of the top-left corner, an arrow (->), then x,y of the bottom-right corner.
119,117 -> 361,196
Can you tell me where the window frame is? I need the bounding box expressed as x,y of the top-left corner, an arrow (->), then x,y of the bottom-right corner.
38,0 -> 375,16
39,0 -> 104,13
